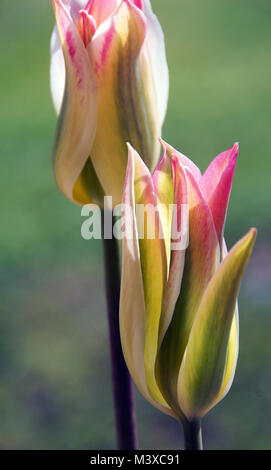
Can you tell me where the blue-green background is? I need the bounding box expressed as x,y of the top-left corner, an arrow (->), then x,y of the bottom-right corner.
0,0 -> 270,449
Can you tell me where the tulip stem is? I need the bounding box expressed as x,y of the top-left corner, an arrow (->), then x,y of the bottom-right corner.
182,419 -> 203,450
102,210 -> 138,450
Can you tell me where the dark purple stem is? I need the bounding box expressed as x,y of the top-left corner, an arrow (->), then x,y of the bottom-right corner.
182,419 -> 203,450
102,211 -> 138,450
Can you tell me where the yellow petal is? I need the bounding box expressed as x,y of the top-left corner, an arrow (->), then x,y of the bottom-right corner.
211,239 -> 239,408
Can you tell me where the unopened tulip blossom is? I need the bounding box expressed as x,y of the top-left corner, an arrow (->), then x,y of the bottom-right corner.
50,0 -> 169,207
120,141 -> 256,448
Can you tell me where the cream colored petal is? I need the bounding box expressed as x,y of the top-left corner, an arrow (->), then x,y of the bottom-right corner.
50,25 -> 65,115
142,0 -> 169,124
119,145 -> 175,417
52,0 -> 98,204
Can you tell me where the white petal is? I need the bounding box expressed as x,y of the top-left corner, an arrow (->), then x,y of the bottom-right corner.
50,25 -> 66,115
142,0 -> 169,124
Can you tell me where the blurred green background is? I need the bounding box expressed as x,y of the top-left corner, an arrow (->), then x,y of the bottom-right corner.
0,0 -> 270,449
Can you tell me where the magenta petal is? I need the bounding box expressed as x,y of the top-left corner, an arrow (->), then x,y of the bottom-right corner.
200,143 -> 239,244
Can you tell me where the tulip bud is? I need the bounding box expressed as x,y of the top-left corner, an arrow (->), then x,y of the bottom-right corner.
50,0 -> 169,206
119,141 -> 257,421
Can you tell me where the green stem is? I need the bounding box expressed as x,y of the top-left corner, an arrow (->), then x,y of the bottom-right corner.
182,419 -> 203,450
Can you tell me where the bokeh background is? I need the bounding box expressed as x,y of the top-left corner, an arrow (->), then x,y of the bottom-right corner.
0,0 -> 270,450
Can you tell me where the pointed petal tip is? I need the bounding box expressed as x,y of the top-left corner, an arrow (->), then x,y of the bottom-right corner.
158,137 -> 166,154
246,227 -> 257,246
225,227 -> 257,275
230,141 -> 239,161
126,144 -> 151,181
234,228 -> 257,268
126,142 -> 136,167
153,138 -> 170,175
249,227 -> 257,235
233,141 -> 239,152
221,142 -> 239,167
78,10 -> 97,47
126,141 -> 134,152
158,136 -> 166,147
158,139 -> 184,164
242,227 -> 257,244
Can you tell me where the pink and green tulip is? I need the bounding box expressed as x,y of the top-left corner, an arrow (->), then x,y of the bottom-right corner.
119,141 -> 257,421
50,0 -> 169,207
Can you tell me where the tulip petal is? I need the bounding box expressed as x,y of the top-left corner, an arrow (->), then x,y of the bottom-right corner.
89,0 -> 161,205
157,156 -> 188,347
200,143 -> 239,244
211,306 -> 239,408
158,168 -> 219,412
152,142 -> 174,273
211,240 -> 239,408
119,145 -> 174,416
72,158 -> 105,205
177,229 -> 257,420
133,0 -> 143,9
52,0 -> 98,204
50,0 -> 87,114
130,146 -> 168,405
119,149 -> 148,398
142,0 -> 169,124
78,10 -> 97,47
86,0 -> 121,26
64,0 -> 87,20
161,140 -> 202,182
50,25 -> 65,115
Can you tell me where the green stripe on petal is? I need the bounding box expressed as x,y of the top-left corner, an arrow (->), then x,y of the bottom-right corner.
177,228 -> 257,420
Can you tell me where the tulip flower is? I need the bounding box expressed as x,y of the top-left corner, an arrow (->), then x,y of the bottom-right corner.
50,0 -> 169,207
119,141 -> 256,426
